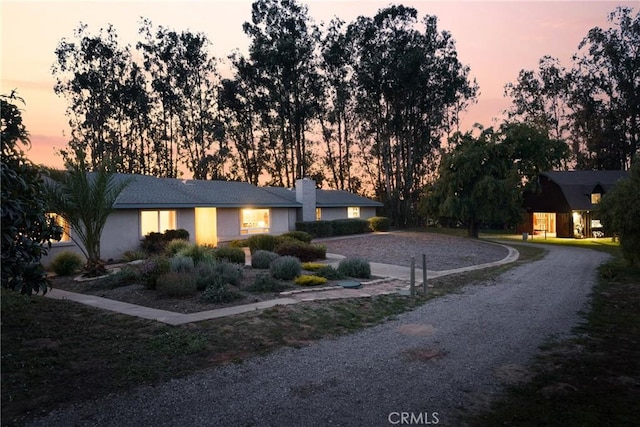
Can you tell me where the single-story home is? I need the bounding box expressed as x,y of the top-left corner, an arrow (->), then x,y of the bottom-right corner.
517,170 -> 628,238
44,175 -> 382,263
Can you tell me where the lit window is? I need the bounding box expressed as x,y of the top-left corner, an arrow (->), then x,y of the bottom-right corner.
47,213 -> 71,242
316,208 -> 322,221
241,209 -> 270,234
591,193 -> 601,204
141,210 -> 176,236
347,207 -> 360,218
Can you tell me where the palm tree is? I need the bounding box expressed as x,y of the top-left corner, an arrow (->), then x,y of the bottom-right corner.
46,155 -> 130,276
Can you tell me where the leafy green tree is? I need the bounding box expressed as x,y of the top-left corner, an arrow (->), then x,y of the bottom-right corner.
1,93 -> 62,294
426,127 -> 521,238
46,154 -> 130,276
500,122 -> 570,188
600,159 -> 640,266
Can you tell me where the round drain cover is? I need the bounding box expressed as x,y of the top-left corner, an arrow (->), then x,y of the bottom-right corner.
339,281 -> 361,289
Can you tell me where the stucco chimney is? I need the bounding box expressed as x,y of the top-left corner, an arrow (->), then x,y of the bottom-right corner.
295,178 -> 316,222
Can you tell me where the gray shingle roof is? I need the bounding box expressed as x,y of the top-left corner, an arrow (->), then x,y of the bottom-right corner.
109,174 -> 382,209
541,170 -> 628,210
112,174 -> 300,209
261,186 -> 383,207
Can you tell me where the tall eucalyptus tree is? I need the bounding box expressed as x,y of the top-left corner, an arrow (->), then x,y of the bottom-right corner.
348,6 -> 477,226
241,0 -> 322,187
137,20 -> 227,180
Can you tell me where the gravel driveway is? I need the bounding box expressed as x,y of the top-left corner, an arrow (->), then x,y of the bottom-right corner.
30,244 -> 609,426
320,232 -> 509,269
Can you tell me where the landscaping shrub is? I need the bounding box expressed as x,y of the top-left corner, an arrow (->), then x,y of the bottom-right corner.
337,257 -> 371,279
281,231 -> 313,243
294,275 -> 328,286
121,249 -> 147,262
246,234 -> 281,253
215,246 -> 246,264
139,256 -> 170,289
50,251 -> 84,276
96,266 -> 140,289
228,239 -> 248,248
270,256 -> 301,280
156,271 -> 198,297
200,277 -> 243,303
332,218 -> 370,236
177,244 -> 215,264
216,260 -> 244,286
251,250 -> 280,269
163,229 -> 189,241
165,239 -> 191,256
170,255 -> 195,273
141,229 -> 189,254
141,232 -> 165,254
301,262 -> 324,271
368,216 -> 391,232
296,220 -> 333,238
274,240 -> 326,262
248,273 -> 289,293
315,265 -> 345,280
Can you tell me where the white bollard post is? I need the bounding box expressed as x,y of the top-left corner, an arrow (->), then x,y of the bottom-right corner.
422,253 -> 427,294
410,256 -> 416,297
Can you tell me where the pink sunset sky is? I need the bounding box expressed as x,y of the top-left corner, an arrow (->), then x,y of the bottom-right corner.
1,0 -> 634,171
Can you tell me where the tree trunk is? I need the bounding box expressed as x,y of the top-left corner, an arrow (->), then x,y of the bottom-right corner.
468,221 -> 480,238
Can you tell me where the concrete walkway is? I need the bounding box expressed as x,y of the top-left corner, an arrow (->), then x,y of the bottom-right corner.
44,242 -> 518,325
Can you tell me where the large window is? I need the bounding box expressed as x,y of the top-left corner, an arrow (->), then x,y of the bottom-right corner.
241,209 -> 270,234
141,210 -> 176,236
347,207 -> 360,218
47,213 -> 71,242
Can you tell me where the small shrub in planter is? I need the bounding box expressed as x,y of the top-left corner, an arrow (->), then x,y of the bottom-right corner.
177,244 -> 215,265
368,216 -> 391,232
315,265 -> 345,280
281,231 -> 313,243
170,255 -> 195,273
274,240 -> 326,262
50,251 -> 84,276
215,247 -> 246,264
139,256 -> 171,289
248,273 -> 289,293
121,250 -> 147,262
337,257 -> 371,279
301,262 -> 324,271
252,250 -> 280,269
246,234 -> 281,253
200,277 -> 243,303
165,239 -> 191,256
294,275 -> 328,286
270,256 -> 301,280
156,271 -> 198,297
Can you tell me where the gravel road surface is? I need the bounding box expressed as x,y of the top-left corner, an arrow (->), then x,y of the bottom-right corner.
29,244 -> 609,426
321,232 -> 509,269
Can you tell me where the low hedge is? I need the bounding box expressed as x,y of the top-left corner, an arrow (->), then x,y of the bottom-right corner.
295,220 -> 333,238
141,229 -> 190,254
332,219 -> 370,236
296,218 -> 371,238
215,247 -> 246,264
